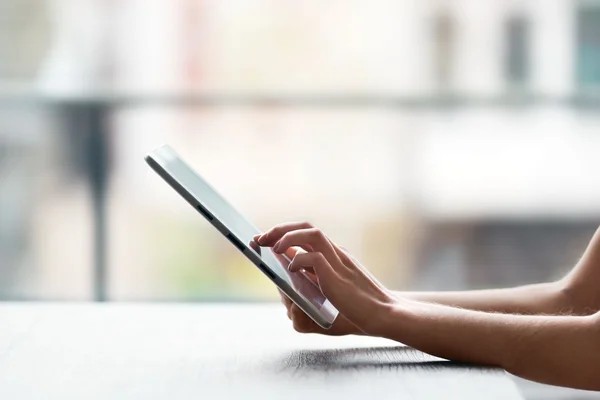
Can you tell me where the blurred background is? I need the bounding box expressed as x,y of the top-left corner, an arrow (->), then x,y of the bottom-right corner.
3,0 -> 600,394
3,0 -> 600,397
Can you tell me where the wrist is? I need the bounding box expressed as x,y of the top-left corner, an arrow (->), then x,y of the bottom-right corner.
372,297 -> 423,342
364,293 -> 408,337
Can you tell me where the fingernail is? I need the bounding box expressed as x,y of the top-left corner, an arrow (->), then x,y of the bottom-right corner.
258,235 -> 266,245
273,243 -> 280,253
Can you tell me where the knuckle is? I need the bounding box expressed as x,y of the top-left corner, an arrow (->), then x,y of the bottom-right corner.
292,321 -> 307,333
292,318 -> 312,333
280,231 -> 292,244
313,252 -> 326,263
308,228 -> 325,240
272,224 -> 285,234
300,221 -> 314,228
290,305 -> 304,319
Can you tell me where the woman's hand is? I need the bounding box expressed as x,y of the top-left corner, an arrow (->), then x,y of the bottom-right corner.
251,235 -> 362,336
277,289 -> 364,335
255,222 -> 397,335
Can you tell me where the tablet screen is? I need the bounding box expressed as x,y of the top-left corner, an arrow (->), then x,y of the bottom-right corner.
148,146 -> 338,322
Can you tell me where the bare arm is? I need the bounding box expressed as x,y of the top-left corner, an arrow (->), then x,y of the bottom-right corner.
398,281 -> 570,315
378,300 -> 600,390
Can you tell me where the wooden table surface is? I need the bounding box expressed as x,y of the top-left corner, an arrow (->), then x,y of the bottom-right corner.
0,303 -> 523,399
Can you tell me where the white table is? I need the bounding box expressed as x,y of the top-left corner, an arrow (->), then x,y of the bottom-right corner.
0,303 -> 523,399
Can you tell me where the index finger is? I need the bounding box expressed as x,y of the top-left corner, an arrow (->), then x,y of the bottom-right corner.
254,233 -> 313,255
257,222 -> 315,247
273,228 -> 342,268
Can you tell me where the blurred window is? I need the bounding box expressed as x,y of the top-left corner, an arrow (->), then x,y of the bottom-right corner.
417,222 -> 596,290
577,1 -> 600,88
504,15 -> 530,89
0,119 -> 93,300
433,10 -> 455,92
0,0 -> 50,80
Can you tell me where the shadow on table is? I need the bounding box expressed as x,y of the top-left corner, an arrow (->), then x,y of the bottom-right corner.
277,346 -> 490,374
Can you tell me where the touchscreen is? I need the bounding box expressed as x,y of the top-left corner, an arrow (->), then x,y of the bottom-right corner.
151,146 -> 337,318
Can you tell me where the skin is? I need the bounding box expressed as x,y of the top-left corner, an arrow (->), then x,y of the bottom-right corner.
253,223 -> 600,391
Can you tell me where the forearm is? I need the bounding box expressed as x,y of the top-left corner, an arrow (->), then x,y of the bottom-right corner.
376,300 -> 600,390
395,280 -> 575,315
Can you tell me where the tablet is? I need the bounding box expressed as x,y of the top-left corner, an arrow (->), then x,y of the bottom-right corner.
145,145 -> 339,328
